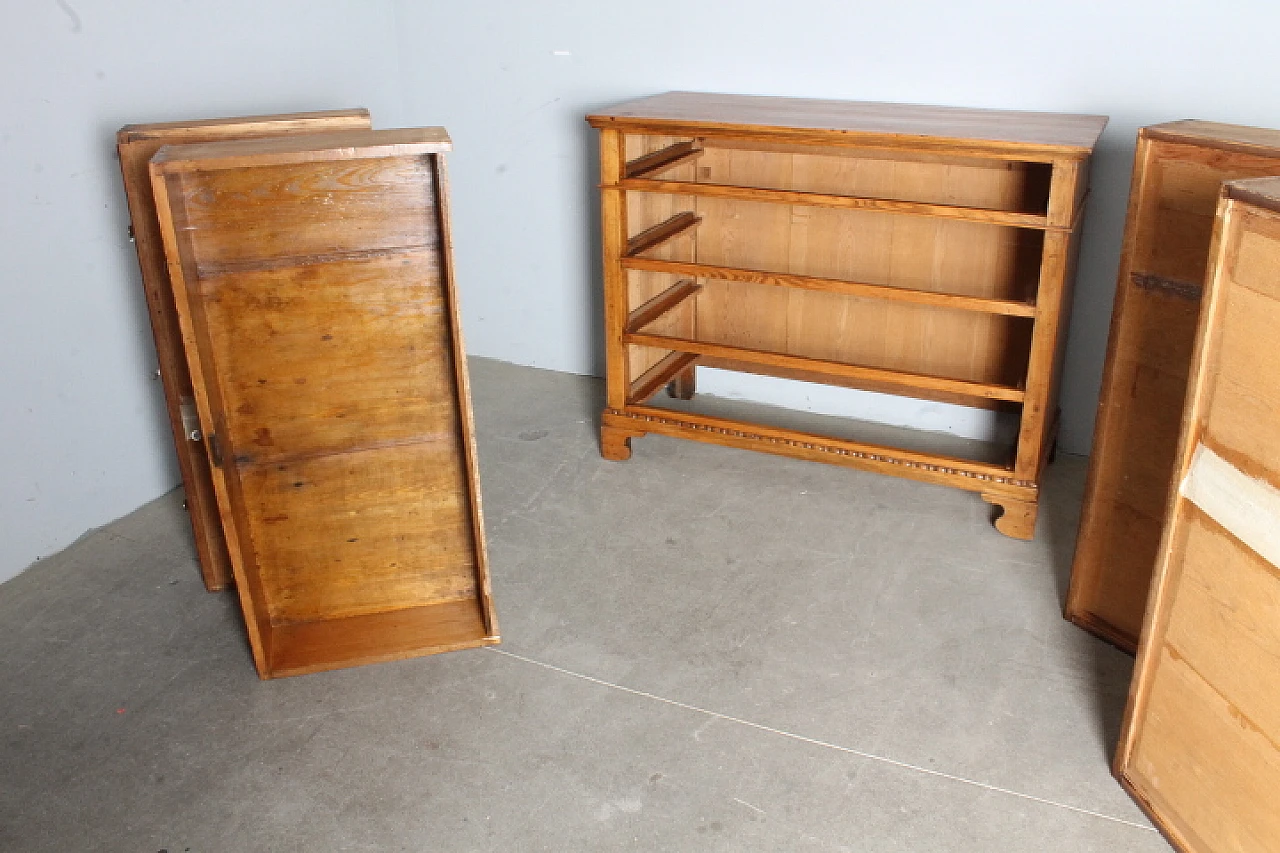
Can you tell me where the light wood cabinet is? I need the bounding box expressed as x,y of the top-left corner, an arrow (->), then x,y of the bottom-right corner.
117,109 -> 373,591
1067,122 -> 1280,651
588,93 -> 1105,538
1116,176 -> 1280,853
149,129 -> 497,678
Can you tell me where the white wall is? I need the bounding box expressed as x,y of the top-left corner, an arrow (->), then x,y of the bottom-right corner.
392,0 -> 1280,446
7,0 -> 1280,583
0,0 -> 403,583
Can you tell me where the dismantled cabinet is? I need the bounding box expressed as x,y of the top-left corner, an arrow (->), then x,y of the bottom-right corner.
588,92 -> 1106,539
1067,122 -> 1280,651
1115,177 -> 1280,853
117,109 -> 374,591
149,128 -> 498,677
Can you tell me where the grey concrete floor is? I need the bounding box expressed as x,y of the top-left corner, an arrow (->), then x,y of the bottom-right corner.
0,358 -> 1168,852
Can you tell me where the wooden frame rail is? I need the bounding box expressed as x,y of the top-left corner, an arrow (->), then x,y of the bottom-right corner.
623,330 -> 1027,405
621,179 -> 1057,230
625,279 -> 701,333
624,140 -> 705,180
695,354 -> 1021,412
627,352 -> 699,404
625,211 -> 701,256
609,405 -> 1028,492
622,256 -> 1037,318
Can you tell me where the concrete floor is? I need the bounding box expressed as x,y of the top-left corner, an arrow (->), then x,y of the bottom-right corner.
0,358 -> 1168,852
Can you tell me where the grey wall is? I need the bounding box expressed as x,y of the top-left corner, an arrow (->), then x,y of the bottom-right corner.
6,0 -> 1280,583
391,0 -> 1280,445
0,1 -> 404,584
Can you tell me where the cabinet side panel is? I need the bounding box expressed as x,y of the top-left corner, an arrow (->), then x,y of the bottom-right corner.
157,142 -> 493,675
1068,135 -> 1280,650
119,138 -> 234,591
116,110 -> 372,591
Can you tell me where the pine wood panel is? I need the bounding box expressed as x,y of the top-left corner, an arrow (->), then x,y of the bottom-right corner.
1128,626 -> 1280,853
1068,123 -> 1280,651
116,109 -> 372,591
1116,180 -> 1280,853
176,158 -> 437,269
625,145 -> 1042,391
150,129 -> 497,678
692,150 -> 793,357
197,254 -> 452,461
692,286 -> 1029,387
244,444 -> 477,624
622,256 -> 1036,316
692,143 -> 1052,214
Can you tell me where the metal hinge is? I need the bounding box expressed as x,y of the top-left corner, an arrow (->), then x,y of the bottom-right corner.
179,396 -> 202,442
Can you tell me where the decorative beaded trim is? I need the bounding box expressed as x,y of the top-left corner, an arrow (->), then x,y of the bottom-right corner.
606,408 -> 1037,488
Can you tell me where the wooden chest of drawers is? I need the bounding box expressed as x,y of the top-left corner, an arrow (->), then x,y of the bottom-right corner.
589,92 -> 1105,538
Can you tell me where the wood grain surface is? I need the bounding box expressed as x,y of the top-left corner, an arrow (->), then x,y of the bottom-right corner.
1115,181 -> 1280,853
150,128 -> 496,678
1068,122 -> 1280,651
116,108 -> 372,591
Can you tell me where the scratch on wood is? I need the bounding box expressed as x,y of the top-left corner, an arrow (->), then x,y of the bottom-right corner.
1131,272 -> 1203,301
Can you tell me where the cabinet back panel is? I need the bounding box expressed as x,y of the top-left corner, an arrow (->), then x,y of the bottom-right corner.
702,144 -> 1050,214
1130,615 -> 1280,853
628,196 -> 1039,303
167,158 -> 479,623
695,280 -> 1031,386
